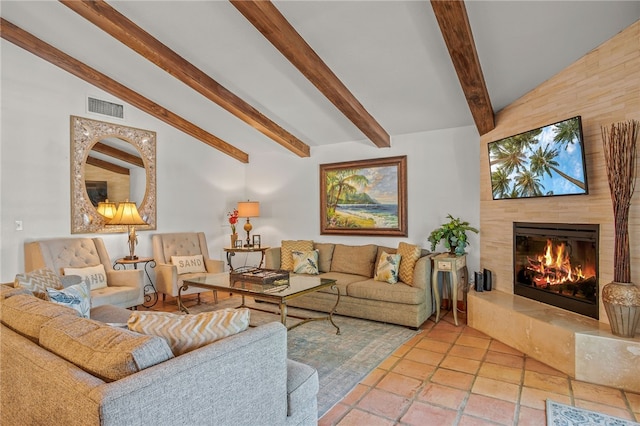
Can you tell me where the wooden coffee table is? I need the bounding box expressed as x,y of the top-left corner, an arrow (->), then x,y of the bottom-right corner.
179,273 -> 341,334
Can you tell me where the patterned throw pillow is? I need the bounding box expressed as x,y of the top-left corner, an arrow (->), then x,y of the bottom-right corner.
397,242 -> 422,286
46,282 -> 91,318
170,254 -> 206,274
63,264 -> 108,290
280,240 -> 314,271
127,308 -> 250,356
292,250 -> 320,275
374,251 -> 402,284
14,268 -> 63,299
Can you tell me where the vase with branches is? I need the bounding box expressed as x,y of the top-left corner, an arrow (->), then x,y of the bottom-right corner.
601,119 -> 640,337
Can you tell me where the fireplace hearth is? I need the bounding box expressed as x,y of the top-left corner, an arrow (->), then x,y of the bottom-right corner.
513,222 -> 599,319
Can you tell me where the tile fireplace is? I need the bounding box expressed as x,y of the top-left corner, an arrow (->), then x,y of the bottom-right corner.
513,222 -> 599,319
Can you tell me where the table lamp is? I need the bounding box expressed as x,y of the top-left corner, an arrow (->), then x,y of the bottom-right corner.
237,200 -> 260,247
96,199 -> 117,219
108,200 -> 147,260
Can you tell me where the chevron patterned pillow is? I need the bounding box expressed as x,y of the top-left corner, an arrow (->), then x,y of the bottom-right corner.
397,242 -> 422,286
14,268 -> 63,300
281,240 -> 314,271
127,308 -> 250,356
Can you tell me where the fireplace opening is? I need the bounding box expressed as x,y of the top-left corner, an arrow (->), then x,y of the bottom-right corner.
513,222 -> 599,319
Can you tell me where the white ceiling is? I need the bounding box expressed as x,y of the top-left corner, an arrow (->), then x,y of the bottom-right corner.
2,1 -> 638,159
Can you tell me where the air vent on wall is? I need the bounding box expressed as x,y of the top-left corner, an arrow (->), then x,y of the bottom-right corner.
87,96 -> 124,119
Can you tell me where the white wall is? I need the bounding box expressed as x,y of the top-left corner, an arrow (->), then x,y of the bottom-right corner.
1,39 -> 481,282
245,126 -> 481,274
0,41 -> 244,281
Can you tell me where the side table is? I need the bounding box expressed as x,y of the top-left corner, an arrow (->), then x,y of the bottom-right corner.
113,257 -> 158,308
432,253 -> 466,326
223,246 -> 270,271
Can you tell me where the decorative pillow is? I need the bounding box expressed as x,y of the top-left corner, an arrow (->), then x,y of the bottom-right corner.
330,244 -> 378,277
314,243 -> 335,272
374,252 -> 402,284
127,308 -> 250,356
14,268 -> 63,300
171,254 -> 206,275
281,240 -> 314,271
46,282 -> 91,318
40,315 -> 173,382
397,242 -> 422,285
63,264 -> 108,291
292,250 -> 320,275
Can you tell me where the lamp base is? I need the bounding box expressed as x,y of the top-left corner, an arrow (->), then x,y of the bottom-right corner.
124,255 -> 139,261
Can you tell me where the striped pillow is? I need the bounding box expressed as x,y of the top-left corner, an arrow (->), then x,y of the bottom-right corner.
281,240 -> 314,271
397,242 -> 422,285
14,268 -> 63,300
127,308 -> 250,356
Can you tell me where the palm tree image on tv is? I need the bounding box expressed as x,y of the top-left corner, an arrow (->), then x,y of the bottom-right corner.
489,117 -> 587,200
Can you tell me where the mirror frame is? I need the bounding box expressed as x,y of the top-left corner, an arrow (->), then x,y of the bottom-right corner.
70,115 -> 156,234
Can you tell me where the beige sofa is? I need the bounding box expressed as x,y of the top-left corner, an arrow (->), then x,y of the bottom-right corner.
265,242 -> 436,328
0,287 -> 318,426
24,237 -> 144,309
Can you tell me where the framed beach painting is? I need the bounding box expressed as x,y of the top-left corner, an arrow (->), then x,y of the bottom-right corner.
320,156 -> 407,236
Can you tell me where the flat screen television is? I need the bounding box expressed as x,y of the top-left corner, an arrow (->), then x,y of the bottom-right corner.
488,116 -> 588,200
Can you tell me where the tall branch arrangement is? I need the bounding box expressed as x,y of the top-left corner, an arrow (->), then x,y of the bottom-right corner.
601,120 -> 638,283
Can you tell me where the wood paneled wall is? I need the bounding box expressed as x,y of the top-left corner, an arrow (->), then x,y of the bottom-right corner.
479,20 -> 639,323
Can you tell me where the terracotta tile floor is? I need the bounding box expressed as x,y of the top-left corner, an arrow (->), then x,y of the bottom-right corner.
150,294 -> 640,425
318,309 -> 640,426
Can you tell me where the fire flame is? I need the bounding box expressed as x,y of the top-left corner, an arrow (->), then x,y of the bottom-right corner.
526,239 -> 586,287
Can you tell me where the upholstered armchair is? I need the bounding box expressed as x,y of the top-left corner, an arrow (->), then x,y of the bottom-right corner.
151,232 -> 225,303
24,237 -> 144,309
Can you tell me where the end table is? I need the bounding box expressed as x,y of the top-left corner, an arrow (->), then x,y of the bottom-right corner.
432,253 -> 467,326
113,257 -> 158,308
223,246 -> 270,271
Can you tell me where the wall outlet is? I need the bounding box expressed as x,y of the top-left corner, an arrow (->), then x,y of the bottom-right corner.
15,220 -> 23,231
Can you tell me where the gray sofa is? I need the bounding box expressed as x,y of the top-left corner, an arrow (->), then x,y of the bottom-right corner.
265,242 -> 436,328
0,287 -> 318,426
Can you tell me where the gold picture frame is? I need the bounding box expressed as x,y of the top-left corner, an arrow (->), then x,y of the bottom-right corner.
320,156 -> 407,236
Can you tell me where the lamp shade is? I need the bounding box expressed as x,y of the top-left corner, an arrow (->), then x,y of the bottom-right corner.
237,201 -> 260,218
108,201 -> 147,226
96,199 -> 117,219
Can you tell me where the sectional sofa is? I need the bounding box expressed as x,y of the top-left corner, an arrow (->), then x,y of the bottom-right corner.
0,286 -> 318,426
265,241 -> 436,328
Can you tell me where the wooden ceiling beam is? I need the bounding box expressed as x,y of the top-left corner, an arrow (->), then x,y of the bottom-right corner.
231,0 -> 390,148
86,156 -> 130,175
60,0 -> 310,158
92,142 -> 144,168
0,18 -> 249,163
430,0 -> 495,135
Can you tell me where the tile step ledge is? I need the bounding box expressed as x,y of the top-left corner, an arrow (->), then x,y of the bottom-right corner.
468,290 -> 640,393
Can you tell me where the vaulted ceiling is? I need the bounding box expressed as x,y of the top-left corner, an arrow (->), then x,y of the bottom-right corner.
2,1 -> 638,163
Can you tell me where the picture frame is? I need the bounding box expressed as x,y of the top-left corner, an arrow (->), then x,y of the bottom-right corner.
320,156 -> 407,236
252,235 -> 261,248
234,239 -> 244,249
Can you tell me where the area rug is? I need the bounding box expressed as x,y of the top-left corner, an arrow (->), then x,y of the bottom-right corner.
546,400 -> 640,426
186,296 -> 417,417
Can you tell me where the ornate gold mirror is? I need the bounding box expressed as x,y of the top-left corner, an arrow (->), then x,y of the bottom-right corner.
71,115 -> 156,234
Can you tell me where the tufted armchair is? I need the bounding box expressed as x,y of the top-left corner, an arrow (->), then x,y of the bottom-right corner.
151,232 -> 225,303
24,237 -> 144,309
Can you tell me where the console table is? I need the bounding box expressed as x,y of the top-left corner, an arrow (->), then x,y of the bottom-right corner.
432,253 -> 466,326
223,246 -> 270,271
113,257 -> 158,308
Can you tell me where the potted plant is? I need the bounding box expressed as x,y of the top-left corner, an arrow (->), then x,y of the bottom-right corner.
601,119 -> 640,337
428,214 -> 479,256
